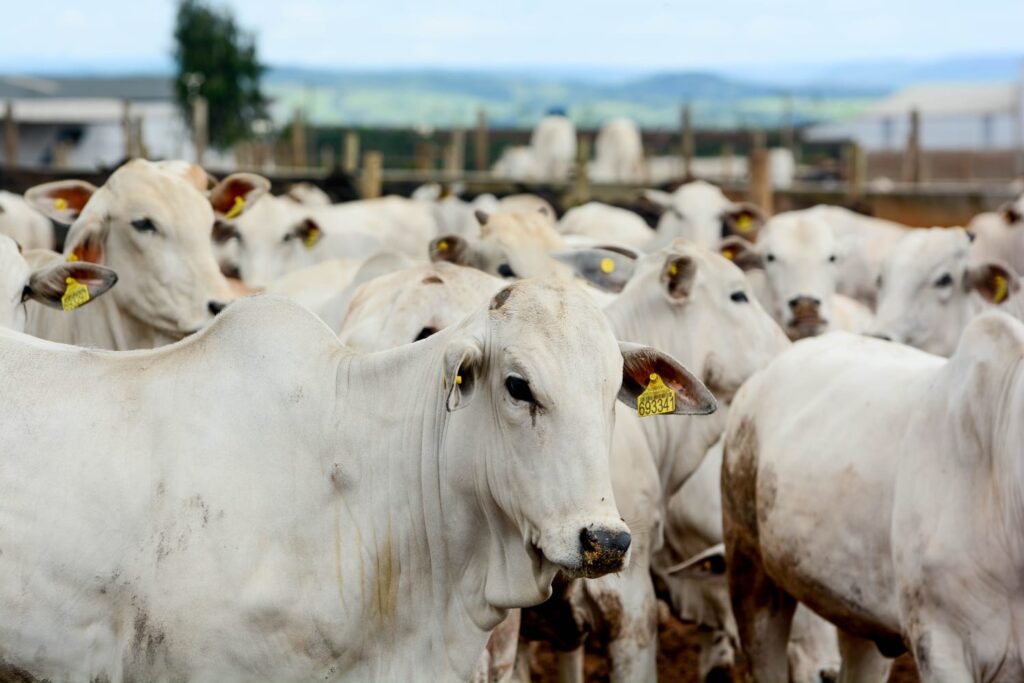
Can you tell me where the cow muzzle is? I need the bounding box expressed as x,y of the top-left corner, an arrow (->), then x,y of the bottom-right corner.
786,296 -> 826,339
577,525 -> 631,577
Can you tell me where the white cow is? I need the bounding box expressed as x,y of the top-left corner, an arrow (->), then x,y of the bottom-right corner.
0,235 -> 116,331
286,182 -> 333,206
590,118 -> 645,183
722,313 -> 1024,683
720,212 -> 874,340
0,280 -> 716,682
22,159 -> 255,349
871,227 -> 1022,356
491,146 -> 540,181
968,196 -> 1024,277
643,180 -> 766,249
215,190 -> 437,287
0,190 -> 55,249
653,440 -> 841,683
530,114 -> 577,181
412,183 -> 500,238
558,202 -> 654,251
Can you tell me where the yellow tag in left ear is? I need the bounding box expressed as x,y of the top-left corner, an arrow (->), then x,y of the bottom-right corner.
668,263 -> 679,276
736,214 -> 753,233
438,239 -> 449,252
304,227 -> 321,250
225,195 -> 245,219
994,274 -> 1009,304
61,276 -> 90,312
636,372 -> 675,417
54,197 -> 69,211
722,249 -> 735,261
600,257 -> 615,274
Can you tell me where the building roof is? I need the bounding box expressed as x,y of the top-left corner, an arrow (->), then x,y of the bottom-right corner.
0,76 -> 173,101
862,82 -> 1018,118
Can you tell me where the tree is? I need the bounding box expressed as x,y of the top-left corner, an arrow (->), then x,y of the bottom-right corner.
173,0 -> 267,150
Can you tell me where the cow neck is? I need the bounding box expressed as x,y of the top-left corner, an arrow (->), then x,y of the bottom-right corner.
26,294 -> 143,350
604,293 -> 726,496
329,331 -> 512,679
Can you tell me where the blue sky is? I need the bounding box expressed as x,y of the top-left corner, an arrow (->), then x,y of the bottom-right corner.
1,0 -> 1022,74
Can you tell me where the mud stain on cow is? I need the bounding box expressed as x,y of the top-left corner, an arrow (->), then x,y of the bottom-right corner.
127,609 -> 169,673
372,518 -> 398,623
0,660 -> 45,683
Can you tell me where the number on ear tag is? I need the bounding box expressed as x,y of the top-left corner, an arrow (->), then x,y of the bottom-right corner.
61,277 -> 90,312
637,373 -> 675,417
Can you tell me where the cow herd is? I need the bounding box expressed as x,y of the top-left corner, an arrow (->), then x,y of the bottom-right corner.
0,153 -> 1022,683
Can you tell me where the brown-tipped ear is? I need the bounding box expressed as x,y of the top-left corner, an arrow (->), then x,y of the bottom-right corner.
666,544 -> 727,578
618,342 -> 717,416
474,210 -> 490,227
718,236 -> 763,272
430,234 -> 470,265
999,201 -> 1022,227
24,262 -> 118,311
209,173 -> 271,218
25,180 -> 97,224
722,203 -> 766,240
291,218 -> 323,250
966,262 -> 1020,304
661,254 -> 698,301
442,337 -> 483,412
553,248 -> 637,292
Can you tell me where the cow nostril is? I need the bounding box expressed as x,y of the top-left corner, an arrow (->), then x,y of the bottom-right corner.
579,527 -> 631,555
208,301 -> 227,316
414,326 -> 438,342
704,666 -> 732,683
819,668 -> 839,683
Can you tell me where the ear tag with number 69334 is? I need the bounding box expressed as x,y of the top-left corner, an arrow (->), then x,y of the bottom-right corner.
637,372 -> 675,417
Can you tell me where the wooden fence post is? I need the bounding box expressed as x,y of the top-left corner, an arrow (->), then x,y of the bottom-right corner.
749,147 -> 773,214
474,109 -> 489,172
122,100 -> 134,159
903,108 -> 922,184
4,102 -> 17,167
192,96 -> 208,165
444,129 -> 465,176
847,142 -> 866,200
569,134 -> 591,205
680,104 -> 694,178
343,131 -> 360,174
360,151 -> 383,199
291,109 -> 307,168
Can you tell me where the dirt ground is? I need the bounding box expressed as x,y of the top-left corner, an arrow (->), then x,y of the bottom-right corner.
531,607 -> 920,683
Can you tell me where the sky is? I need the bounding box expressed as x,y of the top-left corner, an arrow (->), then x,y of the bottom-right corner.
1,0 -> 1022,75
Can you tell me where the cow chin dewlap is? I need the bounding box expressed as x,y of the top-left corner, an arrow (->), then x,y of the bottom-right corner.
539,519 -> 632,579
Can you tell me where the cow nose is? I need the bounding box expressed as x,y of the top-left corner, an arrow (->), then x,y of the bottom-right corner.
819,668 -> 839,683
788,295 -> 821,311
705,667 -> 732,683
579,526 -> 631,574
208,301 -> 227,316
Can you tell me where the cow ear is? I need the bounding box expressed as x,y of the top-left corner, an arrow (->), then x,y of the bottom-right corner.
25,180 -> 97,224
24,262 -> 118,311
666,544 -> 727,579
474,210 -> 490,227
718,236 -> 763,272
553,248 -> 637,292
442,337 -> 483,412
999,201 -> 1022,227
641,189 -> 674,209
430,234 -> 471,265
661,254 -> 698,301
966,262 -> 1020,304
290,218 -> 323,250
618,342 -> 716,415
209,173 -> 270,219
212,220 -> 239,244
722,203 -> 766,240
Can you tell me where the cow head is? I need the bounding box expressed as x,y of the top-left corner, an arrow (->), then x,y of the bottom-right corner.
643,181 -> 766,249
439,278 -> 714,596
26,159 -> 240,340
872,227 -> 1021,356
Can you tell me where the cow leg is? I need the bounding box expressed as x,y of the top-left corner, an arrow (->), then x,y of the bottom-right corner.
726,539 -> 796,683
909,626 -> 972,683
836,629 -> 891,683
603,574 -> 658,683
556,646 -> 584,683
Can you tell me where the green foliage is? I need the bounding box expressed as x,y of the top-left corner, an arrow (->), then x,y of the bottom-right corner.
173,0 -> 267,149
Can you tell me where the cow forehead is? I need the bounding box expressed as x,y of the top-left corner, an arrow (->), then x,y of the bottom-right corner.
885,229 -> 969,277
661,241 -> 747,290
230,195 -> 296,238
762,216 -> 835,256
100,160 -> 213,227
674,181 -> 730,213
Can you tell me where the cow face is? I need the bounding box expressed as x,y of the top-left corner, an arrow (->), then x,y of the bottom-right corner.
26,160 -> 241,339
612,240 -> 788,402
644,181 -> 765,249
727,214 -> 842,340
0,236 -> 116,331
873,228 -> 1020,356
440,279 -> 714,586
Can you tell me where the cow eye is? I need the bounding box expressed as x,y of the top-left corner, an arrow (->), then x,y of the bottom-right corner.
730,291 -> 749,303
282,233 -> 294,243
414,326 -> 437,342
934,273 -> 954,288
877,275 -> 883,289
497,263 -> 517,278
828,254 -> 837,263
505,376 -> 535,403
765,253 -> 776,263
131,217 -> 157,233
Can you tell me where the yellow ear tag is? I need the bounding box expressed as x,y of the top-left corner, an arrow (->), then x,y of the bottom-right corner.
438,239 -> 449,252
61,276 -> 90,312
668,263 -> 679,277
994,274 -> 1009,304
224,195 -> 245,220
736,214 -> 753,233
54,197 -> 69,211
455,375 -> 462,385
722,249 -> 735,261
67,253 -> 79,262
303,227 -> 321,250
636,372 -> 675,417
600,257 -> 615,274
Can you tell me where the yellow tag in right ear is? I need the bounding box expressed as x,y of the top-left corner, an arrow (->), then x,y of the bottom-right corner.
54,197 -> 69,211
637,372 -> 675,417
994,274 -> 1009,304
225,195 -> 245,219
736,214 -> 753,233
304,227 -> 321,250
61,276 -> 90,312
722,249 -> 735,261
668,263 -> 679,276
438,239 -> 449,252
600,257 -> 615,274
